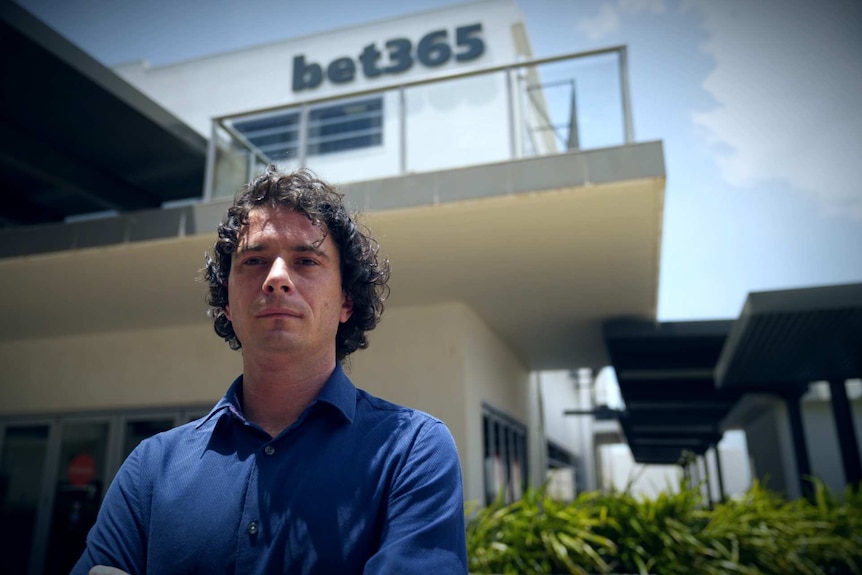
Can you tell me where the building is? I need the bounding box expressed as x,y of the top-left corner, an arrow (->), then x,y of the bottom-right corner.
1,1 -> 665,570
3,2 -> 861,573
14,1 -> 858,573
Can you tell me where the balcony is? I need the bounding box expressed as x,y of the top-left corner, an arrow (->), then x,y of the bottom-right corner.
206,46 -> 637,202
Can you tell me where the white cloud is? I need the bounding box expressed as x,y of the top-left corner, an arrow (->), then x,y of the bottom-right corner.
576,0 -> 667,40
619,0 -> 666,14
576,4 -> 621,40
692,0 -> 862,218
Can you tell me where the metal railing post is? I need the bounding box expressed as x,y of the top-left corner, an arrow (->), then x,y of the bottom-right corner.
247,149 -> 257,183
298,104 -> 309,168
619,46 -> 635,144
506,67 -> 516,160
210,45 -> 636,182
399,86 -> 407,174
202,119 -> 218,201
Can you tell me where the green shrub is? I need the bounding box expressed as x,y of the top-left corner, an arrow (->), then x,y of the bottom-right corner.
466,480 -> 862,574
467,489 -> 616,574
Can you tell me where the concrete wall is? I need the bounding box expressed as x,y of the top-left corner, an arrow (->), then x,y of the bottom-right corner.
744,398 -> 801,498
1,299 -> 529,505
538,370 -> 582,498
706,431 -> 752,499
113,0 -> 527,136
801,383 -> 862,496
802,399 -> 850,495
111,0 -> 541,194
461,303 -> 530,503
599,444 -> 682,497
540,370 -> 579,450
330,301 -> 529,505
347,302 -> 467,427
0,322 -> 240,414
740,386 -> 862,500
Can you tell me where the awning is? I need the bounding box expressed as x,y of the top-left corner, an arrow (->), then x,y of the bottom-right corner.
604,319 -> 737,464
0,2 -> 206,227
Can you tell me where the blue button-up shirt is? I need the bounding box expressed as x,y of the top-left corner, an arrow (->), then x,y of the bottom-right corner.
72,365 -> 467,574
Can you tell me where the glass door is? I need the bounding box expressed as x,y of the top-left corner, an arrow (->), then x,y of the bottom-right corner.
0,424 -> 51,575
0,407 -> 208,573
44,420 -> 109,575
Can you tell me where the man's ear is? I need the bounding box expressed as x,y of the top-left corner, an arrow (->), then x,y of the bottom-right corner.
340,293 -> 354,323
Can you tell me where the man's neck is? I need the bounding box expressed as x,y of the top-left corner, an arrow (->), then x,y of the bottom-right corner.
239,350 -> 336,438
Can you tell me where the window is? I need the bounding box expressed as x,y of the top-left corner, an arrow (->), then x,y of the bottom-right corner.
230,97 -> 383,162
0,407 -> 208,574
0,424 -> 49,574
482,404 -> 528,505
308,98 -> 383,155
232,111 -> 300,161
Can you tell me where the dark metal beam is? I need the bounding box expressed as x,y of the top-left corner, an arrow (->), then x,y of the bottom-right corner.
785,391 -> 814,501
714,444 -> 726,502
829,379 -> 862,489
0,121 -> 158,214
702,454 -> 713,505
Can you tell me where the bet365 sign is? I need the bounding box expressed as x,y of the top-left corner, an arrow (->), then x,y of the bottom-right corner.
293,23 -> 486,92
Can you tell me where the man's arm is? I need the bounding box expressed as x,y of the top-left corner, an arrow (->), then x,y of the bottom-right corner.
89,567 -> 131,575
70,443 -> 150,575
364,420 -> 468,573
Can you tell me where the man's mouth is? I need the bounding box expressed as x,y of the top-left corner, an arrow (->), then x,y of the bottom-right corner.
257,308 -> 302,318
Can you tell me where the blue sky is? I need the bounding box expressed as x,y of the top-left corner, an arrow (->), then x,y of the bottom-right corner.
17,0 -> 862,321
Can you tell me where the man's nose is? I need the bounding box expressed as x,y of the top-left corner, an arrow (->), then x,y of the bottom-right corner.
263,258 -> 294,293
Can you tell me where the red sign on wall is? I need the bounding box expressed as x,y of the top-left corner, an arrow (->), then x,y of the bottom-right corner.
67,453 -> 96,486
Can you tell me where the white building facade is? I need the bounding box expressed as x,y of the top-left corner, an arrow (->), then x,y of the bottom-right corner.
0,2 -> 667,573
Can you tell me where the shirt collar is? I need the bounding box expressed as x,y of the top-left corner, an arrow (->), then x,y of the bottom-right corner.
313,362 -> 356,424
196,363 -> 356,429
196,374 -> 244,429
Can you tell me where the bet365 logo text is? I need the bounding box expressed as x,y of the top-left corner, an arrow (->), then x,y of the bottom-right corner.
293,24 -> 485,92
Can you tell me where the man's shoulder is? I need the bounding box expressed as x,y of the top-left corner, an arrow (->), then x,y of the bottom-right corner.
354,388 -> 438,420
352,388 -> 451,438
132,415 -> 215,458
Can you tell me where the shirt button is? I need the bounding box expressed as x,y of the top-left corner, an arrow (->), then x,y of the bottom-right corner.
247,521 -> 259,535
264,445 -> 275,456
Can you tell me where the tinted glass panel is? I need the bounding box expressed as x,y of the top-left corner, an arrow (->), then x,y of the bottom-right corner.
45,422 -> 108,575
0,425 -> 49,574
123,419 -> 174,461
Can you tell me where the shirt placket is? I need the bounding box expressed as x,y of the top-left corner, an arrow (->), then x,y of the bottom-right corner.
235,444 -> 264,572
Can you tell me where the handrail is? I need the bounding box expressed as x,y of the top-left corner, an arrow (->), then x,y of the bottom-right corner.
212,45 -> 629,124
205,44 -> 635,199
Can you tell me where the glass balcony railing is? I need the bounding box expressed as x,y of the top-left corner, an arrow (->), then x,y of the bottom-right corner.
204,46 -> 634,200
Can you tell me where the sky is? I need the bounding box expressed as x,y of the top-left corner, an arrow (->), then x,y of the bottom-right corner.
15,0 -> 862,321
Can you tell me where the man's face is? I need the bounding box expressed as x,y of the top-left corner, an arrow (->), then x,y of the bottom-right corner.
225,207 -> 353,361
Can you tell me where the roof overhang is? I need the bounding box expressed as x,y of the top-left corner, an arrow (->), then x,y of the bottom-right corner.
0,2 -> 207,227
0,145 -> 666,371
605,319 -> 738,464
716,283 -> 862,390
605,283 -> 862,464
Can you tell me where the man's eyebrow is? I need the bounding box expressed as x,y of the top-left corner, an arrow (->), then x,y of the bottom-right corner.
294,243 -> 331,260
237,243 -> 265,254
236,242 -> 331,260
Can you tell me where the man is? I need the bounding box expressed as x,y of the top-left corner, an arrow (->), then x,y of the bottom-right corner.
72,167 -> 468,573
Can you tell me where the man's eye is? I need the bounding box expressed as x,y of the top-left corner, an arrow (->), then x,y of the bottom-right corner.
298,258 -> 318,266
243,257 -> 264,265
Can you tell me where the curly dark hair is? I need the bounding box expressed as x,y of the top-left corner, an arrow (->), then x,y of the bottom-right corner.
203,166 -> 390,362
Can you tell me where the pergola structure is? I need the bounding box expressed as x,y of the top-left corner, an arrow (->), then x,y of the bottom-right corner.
716,283 -> 862,496
604,319 -> 736,464
603,319 -> 739,497
603,283 -> 862,499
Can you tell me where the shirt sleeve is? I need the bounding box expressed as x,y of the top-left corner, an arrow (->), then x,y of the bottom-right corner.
363,419 -> 468,574
70,441 -> 151,575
